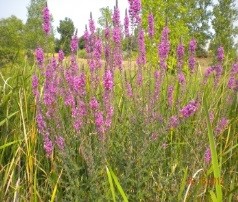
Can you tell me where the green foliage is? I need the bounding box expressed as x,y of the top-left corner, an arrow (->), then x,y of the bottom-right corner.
0,16 -> 25,66
210,0 -> 238,58
98,6 -> 113,29
141,0 -> 212,62
56,17 -> 75,55
24,0 -> 54,52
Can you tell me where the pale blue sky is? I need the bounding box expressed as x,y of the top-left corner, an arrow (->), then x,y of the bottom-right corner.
0,0 -> 237,43
0,0 -> 128,37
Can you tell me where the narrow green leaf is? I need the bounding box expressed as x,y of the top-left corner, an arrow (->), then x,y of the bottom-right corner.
106,166 -> 116,202
204,97 -> 222,201
109,167 -> 128,202
0,111 -> 19,127
0,140 -> 21,150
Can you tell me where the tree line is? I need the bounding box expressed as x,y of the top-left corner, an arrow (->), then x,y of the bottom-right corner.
0,0 -> 237,67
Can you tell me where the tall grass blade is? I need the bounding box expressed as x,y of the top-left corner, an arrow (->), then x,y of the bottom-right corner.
204,97 -> 222,201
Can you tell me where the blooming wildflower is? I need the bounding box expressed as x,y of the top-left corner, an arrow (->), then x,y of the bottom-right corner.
89,13 -> 95,34
189,39 -> 197,53
178,72 -> 186,85
180,100 -> 199,118
169,116 -> 180,129
95,111 -> 104,130
126,82 -> 133,98
113,4 -> 120,27
71,35 -> 78,53
188,39 -> 197,73
188,57 -> 196,73
215,117 -> 229,135
64,93 -> 75,107
177,43 -> 185,69
217,46 -> 224,62
158,26 -> 170,70
128,0 -> 141,23
104,70 -> 113,91
204,147 -> 211,164
137,29 -> 146,66
36,111 -> 46,134
113,27 -> 121,44
148,13 -> 154,38
93,37 -> 102,68
124,9 -> 129,37
56,136 -> 65,150
42,5 -> 50,35
58,50 -> 64,62
35,48 -> 44,66
104,26 -> 110,40
90,97 -> 99,110
43,136 -> 53,157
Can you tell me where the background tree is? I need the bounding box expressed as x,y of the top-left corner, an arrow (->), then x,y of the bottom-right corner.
141,0 -> 212,59
185,0 -> 212,57
0,16 -> 24,66
57,17 -> 75,55
210,0 -> 238,58
98,6 -> 113,29
24,0 -> 54,53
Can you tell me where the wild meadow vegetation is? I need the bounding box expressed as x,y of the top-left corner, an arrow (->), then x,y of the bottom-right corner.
1,0 -> 238,201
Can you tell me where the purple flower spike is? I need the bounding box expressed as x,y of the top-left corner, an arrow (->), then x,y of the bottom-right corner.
58,50 -> 64,62
104,70 -> 113,91
42,6 -> 50,35
56,136 -> 65,150
43,136 -> 53,157
124,9 -> 129,37
35,48 -> 44,67
217,46 -> 224,62
71,35 -> 78,53
204,147 -> 211,164
180,100 -> 199,118
148,13 -> 154,38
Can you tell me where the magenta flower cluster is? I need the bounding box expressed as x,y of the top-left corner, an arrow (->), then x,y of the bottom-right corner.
180,100 -> 199,118
42,5 -> 50,35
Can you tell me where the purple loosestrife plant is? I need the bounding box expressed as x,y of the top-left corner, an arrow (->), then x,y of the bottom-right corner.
113,1 -> 120,27
112,5 -> 123,70
56,136 -> 65,150
71,34 -> 79,53
137,28 -> 146,66
215,117 -> 229,135
124,9 -> 130,37
228,63 -> 238,90
168,115 -> 180,129
35,48 -> 44,67
42,5 -> 50,35
188,39 -> 197,73
89,12 -> 95,35
217,46 -> 224,62
158,26 -> 170,71
128,0 -> 141,24
58,50 -> 65,62
180,100 -> 199,119
43,135 -> 54,157
204,147 -> 211,164
148,13 -> 154,38
93,37 -> 103,69
177,42 -> 185,71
